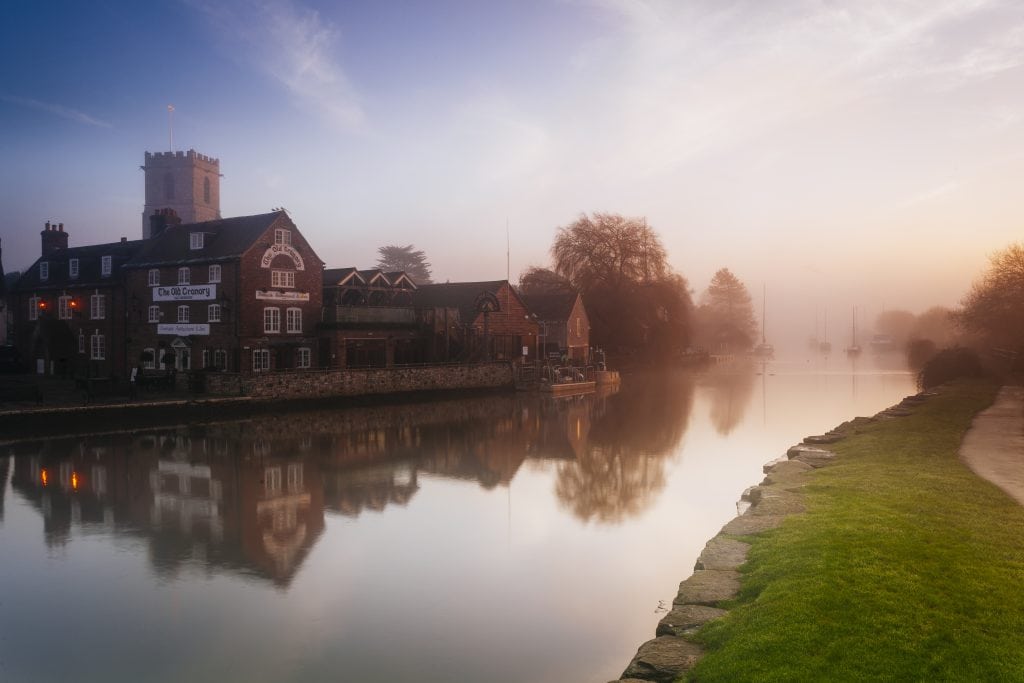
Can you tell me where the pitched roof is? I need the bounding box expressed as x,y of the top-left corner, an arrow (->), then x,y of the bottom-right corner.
12,238 -> 146,292
521,292 -> 580,322
413,280 -> 508,321
125,212 -> 286,268
323,267 -> 361,286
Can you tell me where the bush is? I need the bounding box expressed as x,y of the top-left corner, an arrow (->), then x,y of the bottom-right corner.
918,347 -> 983,389
906,338 -> 937,371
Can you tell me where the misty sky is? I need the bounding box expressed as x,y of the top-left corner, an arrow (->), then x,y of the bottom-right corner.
2,0 -> 1023,345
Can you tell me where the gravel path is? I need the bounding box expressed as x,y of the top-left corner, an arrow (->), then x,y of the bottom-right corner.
960,384 -> 1024,506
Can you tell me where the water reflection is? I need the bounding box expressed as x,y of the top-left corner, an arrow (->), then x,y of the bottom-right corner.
7,382 -> 705,583
556,373 -> 694,522
700,361 -> 757,435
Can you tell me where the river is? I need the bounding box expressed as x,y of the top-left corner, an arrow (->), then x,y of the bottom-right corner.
0,355 -> 914,682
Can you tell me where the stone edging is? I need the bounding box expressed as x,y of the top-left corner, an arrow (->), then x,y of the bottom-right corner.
609,391 -> 936,683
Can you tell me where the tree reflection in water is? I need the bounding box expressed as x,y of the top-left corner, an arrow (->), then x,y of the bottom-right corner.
554,372 -> 695,523
701,360 -> 757,436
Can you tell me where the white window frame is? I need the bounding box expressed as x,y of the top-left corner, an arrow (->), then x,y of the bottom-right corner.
177,305 -> 190,323
213,349 -> 227,370
208,304 -> 221,323
29,296 -> 40,321
263,307 -> 280,334
274,228 -> 291,245
296,347 -> 311,368
148,269 -> 160,286
39,262 -> 49,281
190,232 -> 204,250
271,270 -> 295,288
208,264 -> 221,283
59,295 -> 72,320
148,305 -> 160,323
69,258 -> 79,278
286,307 -> 302,333
201,349 -> 210,369
90,331 -> 105,360
143,347 -> 156,370
101,256 -> 112,277
253,348 -> 270,372
178,267 -> 190,285
90,293 -> 106,320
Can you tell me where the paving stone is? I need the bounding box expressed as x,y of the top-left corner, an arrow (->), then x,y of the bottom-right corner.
761,459 -> 813,486
657,604 -> 729,636
748,488 -> 806,515
787,444 -> 837,468
620,636 -> 703,682
694,537 -> 749,571
674,570 -> 741,606
720,513 -> 785,535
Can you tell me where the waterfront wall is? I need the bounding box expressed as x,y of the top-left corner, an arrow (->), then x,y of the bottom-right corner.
204,362 -> 515,399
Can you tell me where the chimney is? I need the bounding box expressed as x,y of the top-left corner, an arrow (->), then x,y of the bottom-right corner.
41,220 -> 69,257
149,207 -> 182,239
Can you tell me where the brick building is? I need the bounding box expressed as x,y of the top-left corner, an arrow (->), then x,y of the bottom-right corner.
8,222 -> 144,379
413,281 -> 540,363
123,209 -> 324,376
520,291 -> 591,364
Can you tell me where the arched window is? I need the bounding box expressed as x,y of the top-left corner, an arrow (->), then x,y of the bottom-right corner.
164,172 -> 175,200
204,176 -> 211,204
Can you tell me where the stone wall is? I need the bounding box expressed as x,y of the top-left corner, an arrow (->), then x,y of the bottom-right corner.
204,361 -> 513,400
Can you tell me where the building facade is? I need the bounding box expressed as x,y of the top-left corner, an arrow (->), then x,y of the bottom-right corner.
521,291 -> 591,364
124,210 -> 324,376
8,222 -> 144,378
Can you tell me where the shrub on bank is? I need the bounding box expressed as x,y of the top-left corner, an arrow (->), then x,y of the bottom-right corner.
918,346 -> 983,389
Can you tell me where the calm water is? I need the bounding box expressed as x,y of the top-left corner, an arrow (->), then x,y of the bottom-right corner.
0,355 -> 914,683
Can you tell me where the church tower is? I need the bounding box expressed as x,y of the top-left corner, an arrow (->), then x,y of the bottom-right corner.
141,149 -> 221,238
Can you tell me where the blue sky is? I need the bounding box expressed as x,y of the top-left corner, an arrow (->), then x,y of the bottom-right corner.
2,0 -> 1023,340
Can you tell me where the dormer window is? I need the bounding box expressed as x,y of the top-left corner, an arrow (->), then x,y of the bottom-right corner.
101,255 -> 112,277
178,267 -> 190,285
274,229 -> 291,245
39,261 -> 49,281
190,232 -> 204,250
69,258 -> 79,278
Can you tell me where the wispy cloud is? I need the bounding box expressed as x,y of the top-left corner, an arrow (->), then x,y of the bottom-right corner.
186,0 -> 364,130
0,94 -> 112,128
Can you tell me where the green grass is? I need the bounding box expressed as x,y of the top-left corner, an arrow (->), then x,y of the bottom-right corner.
688,379 -> 1024,682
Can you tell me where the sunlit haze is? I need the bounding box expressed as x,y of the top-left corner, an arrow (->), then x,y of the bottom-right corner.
2,0 -> 1022,350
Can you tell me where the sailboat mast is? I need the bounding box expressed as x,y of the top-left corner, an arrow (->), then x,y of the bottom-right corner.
762,284 -> 767,344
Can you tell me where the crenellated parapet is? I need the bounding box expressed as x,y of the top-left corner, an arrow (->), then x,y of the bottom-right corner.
144,149 -> 220,166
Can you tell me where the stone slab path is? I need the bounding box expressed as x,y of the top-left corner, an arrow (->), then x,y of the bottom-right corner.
960,384 -> 1024,506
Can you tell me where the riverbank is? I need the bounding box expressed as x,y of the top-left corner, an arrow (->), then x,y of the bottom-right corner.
613,378 -> 1024,681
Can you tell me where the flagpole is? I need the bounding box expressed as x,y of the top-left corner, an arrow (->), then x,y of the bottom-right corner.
168,104 -> 175,152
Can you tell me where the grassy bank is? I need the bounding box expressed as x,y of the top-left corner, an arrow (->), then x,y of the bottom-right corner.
689,379 -> 1024,681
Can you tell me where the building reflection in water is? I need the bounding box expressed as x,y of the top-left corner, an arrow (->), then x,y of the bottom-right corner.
7,376 -> 697,585
700,360 -> 757,436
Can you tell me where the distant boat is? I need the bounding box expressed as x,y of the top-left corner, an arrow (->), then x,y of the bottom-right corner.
753,284 -> 774,358
846,307 -> 862,357
819,309 -> 831,354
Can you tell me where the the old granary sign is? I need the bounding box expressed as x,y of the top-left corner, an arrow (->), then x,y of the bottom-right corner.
260,243 -> 305,270
153,284 -> 217,301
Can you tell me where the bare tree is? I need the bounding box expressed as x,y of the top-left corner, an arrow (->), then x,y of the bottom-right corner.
375,244 -> 433,284
958,243 -> 1024,347
547,212 -> 692,360
518,266 -> 574,297
552,212 -> 668,291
